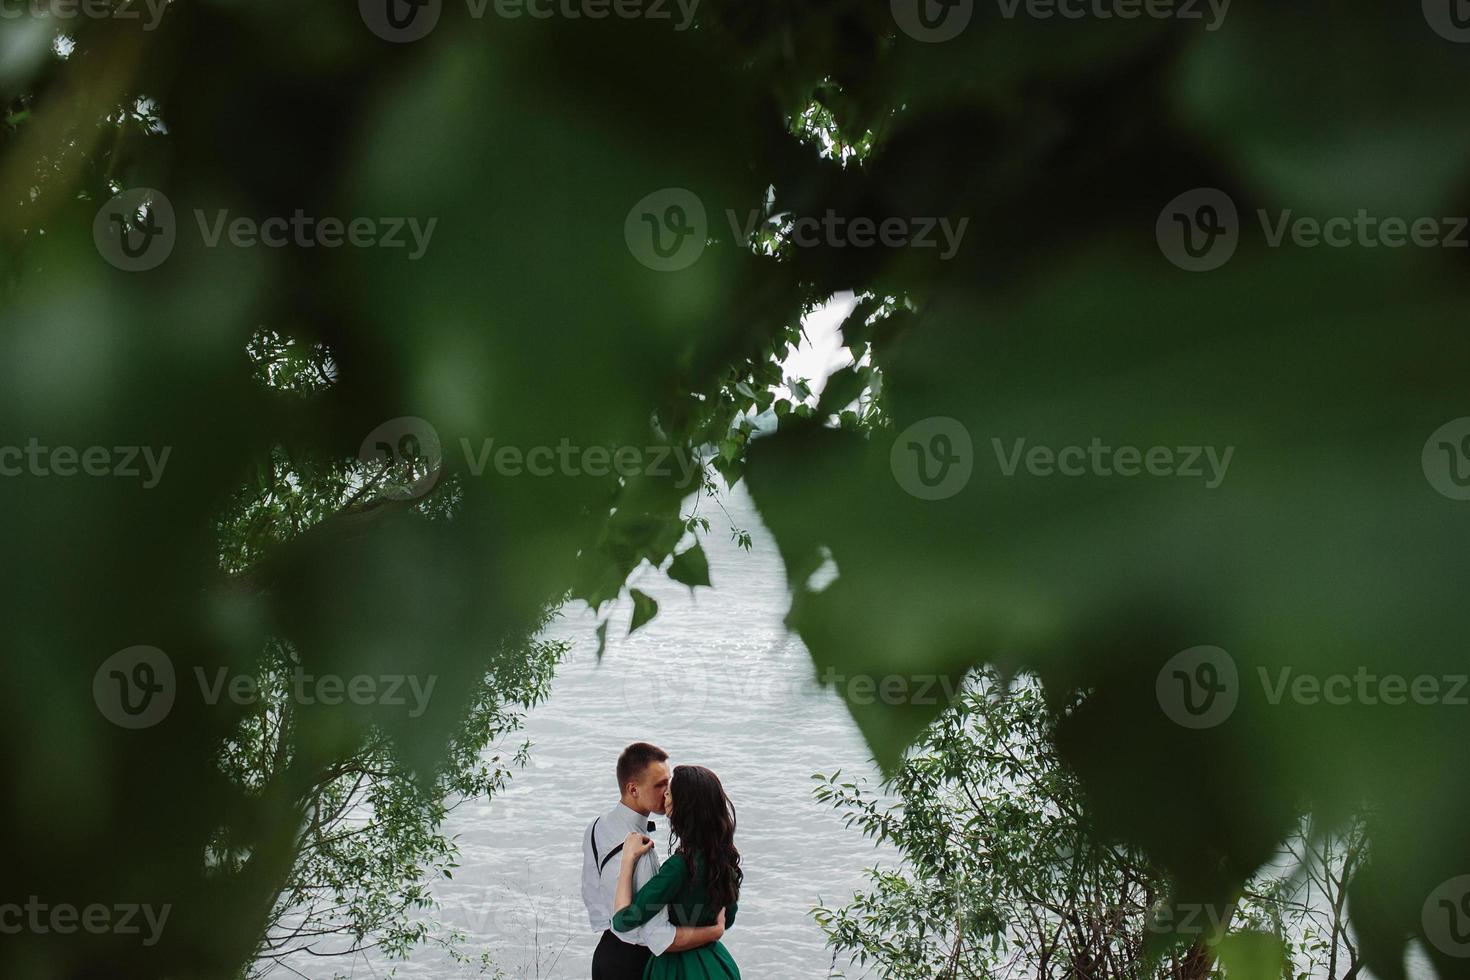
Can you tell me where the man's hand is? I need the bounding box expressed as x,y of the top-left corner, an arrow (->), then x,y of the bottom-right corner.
667,907 -> 726,953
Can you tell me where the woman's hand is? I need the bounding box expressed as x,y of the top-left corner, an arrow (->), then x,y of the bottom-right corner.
615,833 -> 653,913
623,832 -> 655,860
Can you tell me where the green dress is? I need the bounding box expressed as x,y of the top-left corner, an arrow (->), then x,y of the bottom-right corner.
611,852 -> 740,980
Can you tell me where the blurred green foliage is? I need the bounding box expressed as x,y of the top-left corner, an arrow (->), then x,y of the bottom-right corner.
4,1 -> 1470,978
814,668 -> 1367,978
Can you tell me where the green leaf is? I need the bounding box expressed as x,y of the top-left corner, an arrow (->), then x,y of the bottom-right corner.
667,543 -> 711,589
628,589 -> 658,635
817,366 -> 866,417
712,453 -> 744,489
1214,932 -> 1287,980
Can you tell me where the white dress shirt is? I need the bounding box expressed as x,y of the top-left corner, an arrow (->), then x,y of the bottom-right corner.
581,802 -> 677,955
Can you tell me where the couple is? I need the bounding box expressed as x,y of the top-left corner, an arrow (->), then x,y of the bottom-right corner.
580,743 -> 741,980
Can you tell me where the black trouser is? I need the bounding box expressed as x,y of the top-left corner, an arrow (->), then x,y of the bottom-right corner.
592,929 -> 652,980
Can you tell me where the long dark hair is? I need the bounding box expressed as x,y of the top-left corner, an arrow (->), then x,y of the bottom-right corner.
668,765 -> 742,910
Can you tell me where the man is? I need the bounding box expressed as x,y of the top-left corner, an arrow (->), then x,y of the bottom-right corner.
581,742 -> 725,980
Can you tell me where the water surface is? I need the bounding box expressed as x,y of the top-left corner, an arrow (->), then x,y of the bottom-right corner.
358,485 -> 891,979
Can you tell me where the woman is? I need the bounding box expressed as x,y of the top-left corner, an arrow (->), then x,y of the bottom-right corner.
612,765 -> 742,979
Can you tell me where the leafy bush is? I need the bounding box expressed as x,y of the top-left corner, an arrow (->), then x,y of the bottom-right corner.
815,670 -> 1367,980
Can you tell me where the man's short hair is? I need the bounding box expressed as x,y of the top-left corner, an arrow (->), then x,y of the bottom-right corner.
617,742 -> 669,791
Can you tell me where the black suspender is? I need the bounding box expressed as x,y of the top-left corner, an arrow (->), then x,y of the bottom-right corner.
593,817 -> 627,875
591,815 -> 647,875
600,843 -> 626,874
